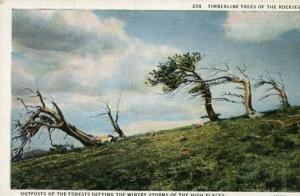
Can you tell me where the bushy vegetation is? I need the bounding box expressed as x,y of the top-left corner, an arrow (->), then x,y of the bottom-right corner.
11,107 -> 300,191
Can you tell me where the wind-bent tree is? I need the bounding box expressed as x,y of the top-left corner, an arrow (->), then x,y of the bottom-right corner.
12,89 -> 109,160
97,96 -> 125,138
255,72 -> 290,108
205,64 -> 256,116
146,52 -> 220,121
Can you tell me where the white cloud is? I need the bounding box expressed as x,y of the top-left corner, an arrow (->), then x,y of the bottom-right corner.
12,60 -> 35,95
12,10 -> 178,96
223,12 -> 300,42
13,10 -> 215,139
123,119 -> 203,136
49,89 -> 207,118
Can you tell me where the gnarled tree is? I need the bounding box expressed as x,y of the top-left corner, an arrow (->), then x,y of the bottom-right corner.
255,72 -> 290,108
97,96 -> 125,138
12,89 -> 107,160
146,52 -> 220,121
204,64 -> 256,116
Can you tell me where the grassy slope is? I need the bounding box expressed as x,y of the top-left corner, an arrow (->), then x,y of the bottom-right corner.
11,107 -> 300,191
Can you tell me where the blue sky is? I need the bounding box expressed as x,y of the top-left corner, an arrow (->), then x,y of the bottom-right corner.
12,10 -> 300,150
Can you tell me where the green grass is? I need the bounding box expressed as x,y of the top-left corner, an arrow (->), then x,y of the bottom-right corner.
11,107 -> 300,191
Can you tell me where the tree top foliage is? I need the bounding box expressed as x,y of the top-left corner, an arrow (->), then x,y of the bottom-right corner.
146,52 -> 205,93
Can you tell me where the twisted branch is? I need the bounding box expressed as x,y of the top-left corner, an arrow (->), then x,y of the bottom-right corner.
12,89 -> 101,160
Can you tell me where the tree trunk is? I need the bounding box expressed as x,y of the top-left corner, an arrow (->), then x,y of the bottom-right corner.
255,73 -> 291,109
12,90 -> 109,159
63,123 -> 98,146
202,86 -> 219,121
107,112 -> 125,138
276,86 -> 291,108
281,92 -> 291,108
243,80 -> 256,116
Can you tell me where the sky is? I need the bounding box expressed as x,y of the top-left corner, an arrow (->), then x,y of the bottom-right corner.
11,10 -> 300,150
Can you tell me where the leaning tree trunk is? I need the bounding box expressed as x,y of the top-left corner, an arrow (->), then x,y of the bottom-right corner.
202,85 -> 219,121
189,69 -> 219,122
99,98 -> 126,138
12,90 -> 104,159
273,84 -> 291,108
223,78 -> 256,117
281,91 -> 290,108
201,65 -> 256,117
60,123 -> 98,146
255,74 -> 291,109
107,111 -> 125,138
242,80 -> 256,116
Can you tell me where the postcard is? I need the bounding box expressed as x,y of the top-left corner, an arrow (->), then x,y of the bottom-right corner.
0,1 -> 299,196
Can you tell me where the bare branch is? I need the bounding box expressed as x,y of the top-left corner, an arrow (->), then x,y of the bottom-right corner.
254,71 -> 290,107
212,97 -> 240,103
24,88 -> 35,94
16,97 -> 36,111
203,63 -> 255,116
48,128 -> 54,146
236,65 -> 249,79
97,97 -> 125,138
115,94 -> 122,123
12,90 -> 101,160
36,90 -> 46,108
259,93 -> 279,101
223,92 -> 244,99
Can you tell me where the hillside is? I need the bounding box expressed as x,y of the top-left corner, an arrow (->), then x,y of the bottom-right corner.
11,107 -> 300,191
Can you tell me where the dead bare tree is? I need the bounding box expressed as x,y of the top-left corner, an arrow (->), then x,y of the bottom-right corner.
202,64 -> 256,116
255,72 -> 290,108
97,96 -> 125,138
12,89 -> 104,160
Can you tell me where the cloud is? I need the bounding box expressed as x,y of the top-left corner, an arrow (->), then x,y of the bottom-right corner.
13,10 -> 227,139
123,119 -> 203,136
223,12 -> 300,42
100,40 -> 179,93
12,60 -> 35,95
12,10 -> 178,96
13,10 -> 127,52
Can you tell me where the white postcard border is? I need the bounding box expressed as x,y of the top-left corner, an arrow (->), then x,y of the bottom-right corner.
1,0 -> 299,196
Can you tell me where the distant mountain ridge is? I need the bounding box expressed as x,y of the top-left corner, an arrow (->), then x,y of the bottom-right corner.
21,149 -> 48,160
